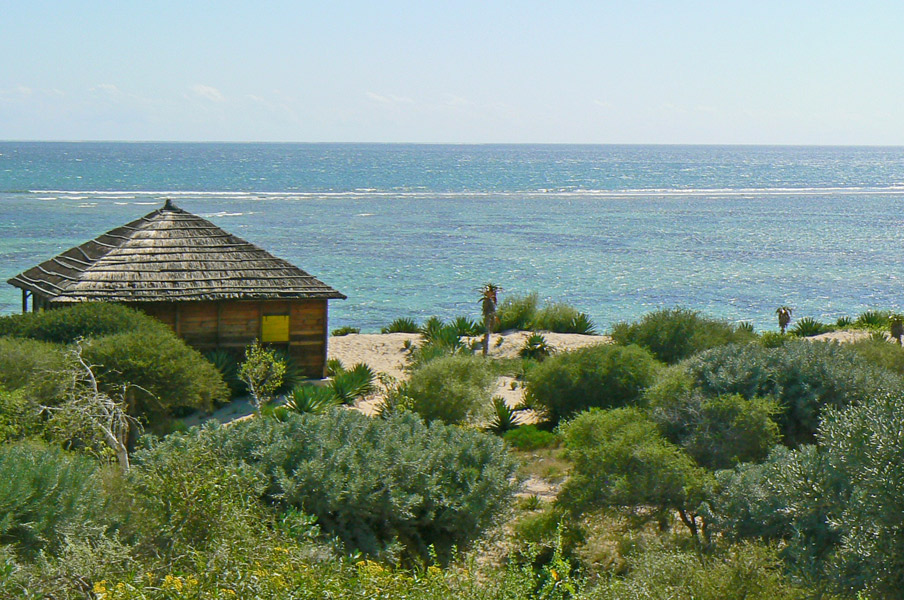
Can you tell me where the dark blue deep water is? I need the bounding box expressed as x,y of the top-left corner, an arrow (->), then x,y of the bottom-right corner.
3,142 -> 904,331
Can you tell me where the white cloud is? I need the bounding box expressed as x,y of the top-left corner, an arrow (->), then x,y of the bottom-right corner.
365,91 -> 414,105
191,84 -> 225,103
93,83 -> 121,95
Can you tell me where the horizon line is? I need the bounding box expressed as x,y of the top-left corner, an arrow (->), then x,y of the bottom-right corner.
2,139 -> 904,148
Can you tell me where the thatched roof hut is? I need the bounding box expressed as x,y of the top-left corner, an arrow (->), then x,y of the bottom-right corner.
8,199 -> 345,377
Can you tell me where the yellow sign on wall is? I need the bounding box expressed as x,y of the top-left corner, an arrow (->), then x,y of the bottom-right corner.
261,315 -> 290,342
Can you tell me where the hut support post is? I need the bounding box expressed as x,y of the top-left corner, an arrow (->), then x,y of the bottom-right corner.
21,290 -> 29,313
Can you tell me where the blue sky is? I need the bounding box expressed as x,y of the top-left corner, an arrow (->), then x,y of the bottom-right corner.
1,1 -> 902,144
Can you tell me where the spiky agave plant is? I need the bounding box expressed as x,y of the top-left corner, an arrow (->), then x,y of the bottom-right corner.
286,384 -> 339,414
487,396 -> 520,434
518,333 -> 555,361
330,362 -> 377,405
776,306 -> 793,334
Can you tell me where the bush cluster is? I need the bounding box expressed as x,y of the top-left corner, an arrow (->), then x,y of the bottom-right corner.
149,410 -> 517,562
496,292 -> 597,334
403,354 -> 496,425
682,340 -> 899,445
525,343 -> 660,424
609,307 -> 756,364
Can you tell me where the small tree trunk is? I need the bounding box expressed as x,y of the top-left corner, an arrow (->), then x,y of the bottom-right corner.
483,328 -> 490,356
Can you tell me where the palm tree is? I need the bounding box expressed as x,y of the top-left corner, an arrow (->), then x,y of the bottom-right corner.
890,315 -> 904,345
479,283 -> 500,356
776,306 -> 792,334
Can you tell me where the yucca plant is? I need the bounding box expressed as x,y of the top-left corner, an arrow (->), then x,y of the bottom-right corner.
451,316 -> 482,337
518,333 -> 555,361
272,349 -> 307,394
381,317 -> 420,334
737,322 -> 755,334
565,312 -> 597,335
836,316 -> 853,327
420,316 -> 446,340
790,317 -> 830,338
856,310 -> 889,329
330,363 -> 377,405
487,396 -> 520,434
204,349 -> 245,398
326,358 -> 345,377
285,384 -> 339,414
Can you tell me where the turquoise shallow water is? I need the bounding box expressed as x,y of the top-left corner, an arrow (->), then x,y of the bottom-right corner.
3,143 -> 904,332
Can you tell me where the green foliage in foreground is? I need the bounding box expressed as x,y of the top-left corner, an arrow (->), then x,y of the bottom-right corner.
0,336 -> 71,406
149,410 -> 517,562
0,302 -> 159,344
706,393 -> 904,597
496,292 -> 597,334
525,344 -> 660,425
503,425 -> 560,450
404,354 -> 497,425
681,340 -> 900,446
84,327 -> 229,417
559,408 -> 709,536
848,336 -> 904,376
582,544 -> 809,600
609,307 -> 756,364
0,442 -> 106,558
648,387 -> 780,470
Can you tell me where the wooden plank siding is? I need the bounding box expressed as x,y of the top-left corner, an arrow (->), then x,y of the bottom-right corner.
125,299 -> 329,378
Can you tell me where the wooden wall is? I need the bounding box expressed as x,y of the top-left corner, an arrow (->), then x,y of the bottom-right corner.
128,299 -> 329,378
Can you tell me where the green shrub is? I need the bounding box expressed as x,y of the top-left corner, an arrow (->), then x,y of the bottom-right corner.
609,308 -> 756,364
582,543 -> 808,600
525,344 -> 660,425
0,302 -> 159,344
0,387 -> 43,443
532,303 -> 597,334
849,336 -> 904,375
649,391 -> 780,470
683,341 -> 900,446
381,317 -> 420,334
789,316 -> 830,337
130,428 -> 269,557
496,292 -> 596,334
405,354 -> 496,425
559,408 -> 709,536
497,292 -> 540,331
818,393 -> 904,596
83,328 -> 229,419
331,326 -> 360,336
504,425 -> 560,450
183,410 -> 518,562
0,336 -> 71,406
758,331 -> 791,348
836,316 -> 853,327
0,442 -> 107,557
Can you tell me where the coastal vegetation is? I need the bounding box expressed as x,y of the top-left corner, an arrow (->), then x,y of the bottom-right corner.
4,300 -> 904,598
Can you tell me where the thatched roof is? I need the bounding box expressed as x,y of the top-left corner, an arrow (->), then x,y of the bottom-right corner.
8,199 -> 346,303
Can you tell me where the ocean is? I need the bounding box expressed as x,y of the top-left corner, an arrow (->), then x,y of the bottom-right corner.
2,142 -> 904,333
